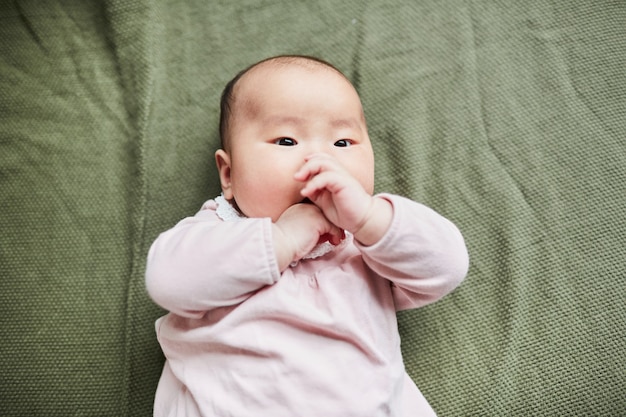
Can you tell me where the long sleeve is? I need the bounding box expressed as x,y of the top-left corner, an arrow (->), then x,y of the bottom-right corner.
149,195 -> 467,416
357,194 -> 469,311
145,201 -> 281,318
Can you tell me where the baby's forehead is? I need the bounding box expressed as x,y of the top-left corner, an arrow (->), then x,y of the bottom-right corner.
237,60 -> 353,105
229,58 -> 367,133
232,63 -> 333,114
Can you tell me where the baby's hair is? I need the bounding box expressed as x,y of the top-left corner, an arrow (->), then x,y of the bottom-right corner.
219,55 -> 349,151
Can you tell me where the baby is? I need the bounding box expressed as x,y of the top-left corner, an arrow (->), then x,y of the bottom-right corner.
146,55 -> 469,416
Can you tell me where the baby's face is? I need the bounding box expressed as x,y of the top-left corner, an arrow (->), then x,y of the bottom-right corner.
217,62 -> 374,221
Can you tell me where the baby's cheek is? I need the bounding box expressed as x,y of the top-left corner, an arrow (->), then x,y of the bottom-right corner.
354,169 -> 375,195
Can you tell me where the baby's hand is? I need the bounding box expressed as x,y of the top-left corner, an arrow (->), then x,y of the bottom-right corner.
272,203 -> 344,271
295,153 -> 393,246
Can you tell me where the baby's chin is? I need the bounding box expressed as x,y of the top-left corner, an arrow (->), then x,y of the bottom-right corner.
230,199 -> 284,221
237,197 -> 326,223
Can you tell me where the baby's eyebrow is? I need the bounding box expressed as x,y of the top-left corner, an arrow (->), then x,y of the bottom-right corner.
330,118 -> 361,130
264,115 -> 362,130
266,115 -> 303,126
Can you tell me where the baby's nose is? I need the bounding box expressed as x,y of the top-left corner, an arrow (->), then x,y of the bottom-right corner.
306,138 -> 332,154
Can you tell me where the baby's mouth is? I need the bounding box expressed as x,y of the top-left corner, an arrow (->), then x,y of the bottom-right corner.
301,198 -> 313,205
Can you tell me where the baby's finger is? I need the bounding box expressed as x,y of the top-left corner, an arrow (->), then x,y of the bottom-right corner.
294,153 -> 342,182
300,171 -> 345,198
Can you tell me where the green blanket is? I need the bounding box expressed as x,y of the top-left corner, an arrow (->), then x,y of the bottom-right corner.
2,1 -> 625,415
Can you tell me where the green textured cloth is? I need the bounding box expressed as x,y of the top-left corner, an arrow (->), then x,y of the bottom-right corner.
1,1 -> 625,415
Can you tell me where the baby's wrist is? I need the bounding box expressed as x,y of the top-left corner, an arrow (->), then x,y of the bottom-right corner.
272,224 -> 296,272
352,196 -> 393,246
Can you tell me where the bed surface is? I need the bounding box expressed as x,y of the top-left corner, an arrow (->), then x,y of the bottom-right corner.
1,1 -> 625,415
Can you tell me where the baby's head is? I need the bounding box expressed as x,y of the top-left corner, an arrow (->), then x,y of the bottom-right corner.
215,55 -> 374,221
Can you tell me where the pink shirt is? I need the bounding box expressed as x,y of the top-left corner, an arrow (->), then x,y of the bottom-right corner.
146,194 -> 469,416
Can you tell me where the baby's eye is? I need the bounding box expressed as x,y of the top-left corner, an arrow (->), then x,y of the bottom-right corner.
334,139 -> 353,147
275,137 -> 297,146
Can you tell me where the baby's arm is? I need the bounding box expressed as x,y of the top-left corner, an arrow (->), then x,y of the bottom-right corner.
146,207 -> 281,318
358,194 -> 469,310
294,154 -> 467,308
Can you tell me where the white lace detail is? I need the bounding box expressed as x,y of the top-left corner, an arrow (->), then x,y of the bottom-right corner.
215,194 -> 246,222
214,194 -> 346,263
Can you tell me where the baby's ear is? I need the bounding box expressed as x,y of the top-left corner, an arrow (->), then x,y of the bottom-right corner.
215,149 -> 233,199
